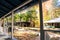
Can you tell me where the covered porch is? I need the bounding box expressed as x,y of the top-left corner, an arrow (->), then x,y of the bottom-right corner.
0,0 -> 43,40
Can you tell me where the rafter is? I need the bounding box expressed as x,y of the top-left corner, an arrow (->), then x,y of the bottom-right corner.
0,10 -> 6,13
0,8 -> 8,13
5,0 -> 16,6
0,2 -> 12,10
0,11 -> 4,13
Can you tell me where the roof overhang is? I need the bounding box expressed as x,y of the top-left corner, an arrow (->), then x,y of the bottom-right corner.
0,0 -> 48,19
44,17 -> 60,23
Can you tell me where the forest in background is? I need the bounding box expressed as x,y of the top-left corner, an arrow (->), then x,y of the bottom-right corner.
43,0 -> 60,21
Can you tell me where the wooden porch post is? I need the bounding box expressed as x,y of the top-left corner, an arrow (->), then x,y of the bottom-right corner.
39,0 -> 44,40
3,18 -> 5,32
11,11 -> 14,39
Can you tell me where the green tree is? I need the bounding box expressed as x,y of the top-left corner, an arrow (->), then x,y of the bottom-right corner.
14,13 -> 20,22
19,13 -> 24,22
25,10 -> 37,27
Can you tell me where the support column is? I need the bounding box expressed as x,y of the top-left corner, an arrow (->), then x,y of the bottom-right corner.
39,0 -> 44,40
11,11 -> 14,39
3,18 -> 5,32
6,18 -> 8,35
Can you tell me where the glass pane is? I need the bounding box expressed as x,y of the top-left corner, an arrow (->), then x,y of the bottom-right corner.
43,0 -> 60,30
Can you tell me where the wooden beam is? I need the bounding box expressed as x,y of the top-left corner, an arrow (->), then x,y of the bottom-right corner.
3,18 -> 5,32
11,11 -> 14,39
39,0 -> 44,40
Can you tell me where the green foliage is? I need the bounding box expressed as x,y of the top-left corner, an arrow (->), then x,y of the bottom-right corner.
6,9 -> 37,26
14,14 -> 20,22
17,9 -> 37,22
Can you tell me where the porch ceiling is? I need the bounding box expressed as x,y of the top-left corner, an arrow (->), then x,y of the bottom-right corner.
0,0 -> 30,18
0,0 -> 47,18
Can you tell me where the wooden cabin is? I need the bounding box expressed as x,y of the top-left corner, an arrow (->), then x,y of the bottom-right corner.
44,18 -> 60,28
